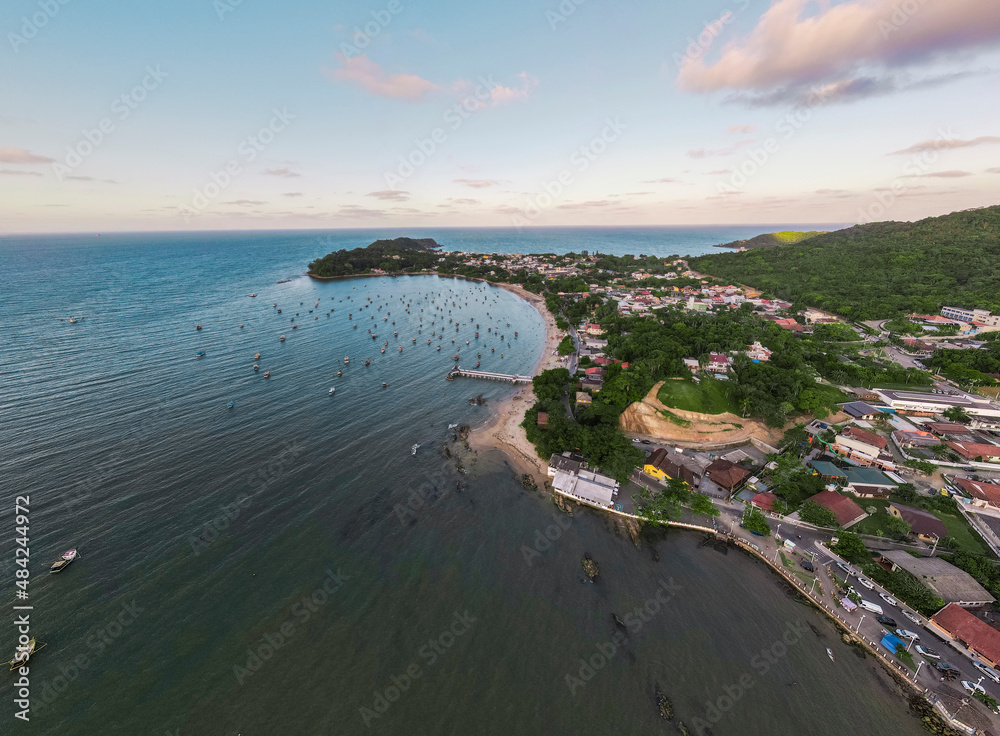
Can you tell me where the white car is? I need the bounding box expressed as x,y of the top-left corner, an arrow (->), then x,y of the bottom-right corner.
974,662 -> 1000,683
879,592 -> 898,606
901,610 -> 921,625
836,562 -> 853,576
963,680 -> 987,696
915,645 -> 941,660
895,629 -> 920,641
858,577 -> 874,590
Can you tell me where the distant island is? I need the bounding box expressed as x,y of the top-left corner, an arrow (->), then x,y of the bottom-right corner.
713,230 -> 827,250
307,237 -> 442,278
692,205 -> 1000,319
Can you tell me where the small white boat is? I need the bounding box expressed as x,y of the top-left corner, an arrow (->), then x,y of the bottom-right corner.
68,317 -> 77,324
329,388 -> 335,395
826,647 -> 834,662
249,293 -> 257,297
448,423 -> 458,430
411,444 -> 420,456
50,549 -> 79,574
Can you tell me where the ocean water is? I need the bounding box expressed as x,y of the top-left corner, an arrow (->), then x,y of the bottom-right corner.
0,231 -> 923,736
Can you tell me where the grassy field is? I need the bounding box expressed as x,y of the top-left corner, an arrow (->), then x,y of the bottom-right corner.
849,498 -> 989,555
657,378 -> 739,415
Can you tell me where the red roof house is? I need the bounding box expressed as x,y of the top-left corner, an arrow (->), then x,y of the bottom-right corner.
843,426 -> 888,450
805,491 -> 866,528
930,603 -> 1000,667
956,477 -> 1000,510
751,492 -> 780,513
947,442 -> 1000,462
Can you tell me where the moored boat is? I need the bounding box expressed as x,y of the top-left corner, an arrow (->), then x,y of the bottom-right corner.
279,335 -> 285,342
50,549 -> 79,574
195,351 -> 206,358
329,388 -> 335,395
411,443 -> 420,456
9,639 -> 45,671
344,356 -> 350,364
263,370 -> 271,378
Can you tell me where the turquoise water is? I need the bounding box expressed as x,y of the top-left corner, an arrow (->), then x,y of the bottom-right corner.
1,231 -> 923,735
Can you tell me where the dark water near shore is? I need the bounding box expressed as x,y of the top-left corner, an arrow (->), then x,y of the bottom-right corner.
1,231 -> 921,735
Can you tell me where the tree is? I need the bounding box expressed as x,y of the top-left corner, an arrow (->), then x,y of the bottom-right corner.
557,335 -> 575,356
884,516 -> 912,541
742,505 -> 770,535
690,493 -> 720,518
891,483 -> 918,504
799,500 -> 838,528
944,406 -> 971,423
832,531 -> 868,563
904,459 -> 936,475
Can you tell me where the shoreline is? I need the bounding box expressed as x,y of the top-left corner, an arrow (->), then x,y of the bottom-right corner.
467,282 -> 565,487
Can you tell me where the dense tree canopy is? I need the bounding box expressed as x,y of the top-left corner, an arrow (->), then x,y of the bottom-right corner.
689,206 -> 1000,319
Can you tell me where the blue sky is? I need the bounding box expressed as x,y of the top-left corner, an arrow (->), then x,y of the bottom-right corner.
2,0 -> 999,232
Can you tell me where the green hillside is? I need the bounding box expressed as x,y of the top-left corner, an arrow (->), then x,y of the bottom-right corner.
714,230 -> 827,250
691,206 -> 1000,320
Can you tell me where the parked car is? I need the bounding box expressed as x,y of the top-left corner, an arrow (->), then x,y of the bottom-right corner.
901,610 -> 922,625
836,562 -> 853,576
962,680 -> 987,696
895,629 -> 920,641
879,592 -> 898,606
641,440 -> 651,445
632,438 -> 641,443
859,600 -> 884,615
799,560 -> 814,572
974,662 -> 1000,683
858,577 -> 875,590
876,615 -> 898,627
935,662 -> 961,680
915,645 -> 941,660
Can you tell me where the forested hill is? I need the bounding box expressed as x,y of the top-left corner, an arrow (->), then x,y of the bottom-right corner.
690,206 -> 1000,320
308,237 -> 441,277
713,230 -> 826,250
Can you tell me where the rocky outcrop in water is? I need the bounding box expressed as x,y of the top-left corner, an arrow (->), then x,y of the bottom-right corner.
582,556 -> 599,580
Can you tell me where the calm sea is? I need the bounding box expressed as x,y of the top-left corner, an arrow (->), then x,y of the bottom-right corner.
1,229 -> 922,736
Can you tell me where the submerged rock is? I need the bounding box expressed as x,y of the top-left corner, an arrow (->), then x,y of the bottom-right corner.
582,556 -> 599,580
655,685 -> 674,720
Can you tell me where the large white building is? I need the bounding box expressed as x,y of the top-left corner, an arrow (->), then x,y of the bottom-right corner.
875,389 -> 1000,425
941,306 -> 1000,327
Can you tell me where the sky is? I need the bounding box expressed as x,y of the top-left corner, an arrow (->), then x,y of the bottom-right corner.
2,0 -> 999,233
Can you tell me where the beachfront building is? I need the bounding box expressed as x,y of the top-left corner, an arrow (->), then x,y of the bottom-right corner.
879,551 -> 994,608
642,448 -> 701,487
930,604 -> 1000,667
548,451 -> 584,477
552,468 -> 619,508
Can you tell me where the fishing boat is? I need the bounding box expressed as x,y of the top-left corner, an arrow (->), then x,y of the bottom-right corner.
263,370 -> 271,378
365,359 -> 371,366
227,401 -> 235,409
253,364 -> 259,372
255,352 -> 261,359
344,356 -> 350,364
195,324 -> 202,330
68,317 -> 77,324
50,548 -> 79,574
448,423 -> 458,430
249,293 -> 257,298
195,351 -> 206,358
337,370 -> 343,377
382,382 -> 387,388
437,346 -> 441,351
380,347 -> 385,354
412,337 -> 416,343
277,308 -> 282,313
398,346 -> 403,352
453,354 -> 460,361
329,388 -> 335,395
826,647 -> 834,662
411,443 -> 420,455
9,639 -> 45,671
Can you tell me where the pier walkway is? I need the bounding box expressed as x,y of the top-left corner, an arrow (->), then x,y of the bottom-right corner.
446,367 -> 533,384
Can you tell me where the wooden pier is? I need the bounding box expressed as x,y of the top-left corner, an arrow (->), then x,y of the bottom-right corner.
446,367 -> 533,384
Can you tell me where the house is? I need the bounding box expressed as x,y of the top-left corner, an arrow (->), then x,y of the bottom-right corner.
575,392 -> 593,406
585,323 -> 604,336
643,448 -> 701,486
832,432 -> 893,470
879,551 -> 994,608
842,402 -> 881,420
548,451 -> 584,477
930,604 -> 1000,667
809,460 -> 848,482
946,441 -> 1000,463
887,503 -> 948,542
804,491 -> 867,528
682,358 -> 700,373
751,492 -> 780,513
536,412 -> 548,428
955,477 -> 1000,510
773,317 -> 804,332
842,466 -> 896,496
745,341 -> 772,362
705,353 -> 733,375
844,426 -> 888,450
926,422 -> 971,437
845,387 -> 882,402
703,459 -> 750,492
552,467 -> 619,508
579,377 -> 604,393
584,366 -> 606,378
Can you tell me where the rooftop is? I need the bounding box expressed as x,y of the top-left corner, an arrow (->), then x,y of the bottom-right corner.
888,503 -> 948,538
932,603 -> 1000,665
956,477 -> 1000,507
880,551 -> 994,604
806,490 -> 866,527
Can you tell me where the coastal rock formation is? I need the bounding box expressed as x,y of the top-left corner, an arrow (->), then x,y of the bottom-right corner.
582,556 -> 599,580
619,381 -> 785,448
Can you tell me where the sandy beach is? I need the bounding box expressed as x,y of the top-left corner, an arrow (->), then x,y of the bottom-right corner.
467,283 -> 566,485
